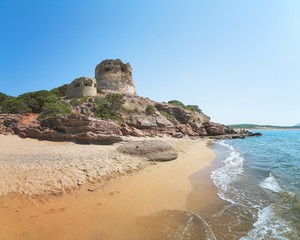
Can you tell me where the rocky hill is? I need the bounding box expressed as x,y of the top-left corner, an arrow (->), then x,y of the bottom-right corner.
0,59 -> 258,144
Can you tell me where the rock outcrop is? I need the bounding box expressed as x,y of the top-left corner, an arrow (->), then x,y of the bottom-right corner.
0,114 -> 123,144
0,58 -> 261,143
13,125 -> 123,144
67,77 -> 97,98
40,114 -> 122,136
117,140 -> 178,161
95,59 -> 136,95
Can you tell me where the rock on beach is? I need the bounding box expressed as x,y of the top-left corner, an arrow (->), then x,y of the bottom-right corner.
117,140 -> 178,161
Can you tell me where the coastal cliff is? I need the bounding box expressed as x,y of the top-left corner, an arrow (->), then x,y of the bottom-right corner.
0,59 -> 258,143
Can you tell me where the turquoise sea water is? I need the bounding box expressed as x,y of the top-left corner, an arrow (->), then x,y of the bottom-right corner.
211,130 -> 300,239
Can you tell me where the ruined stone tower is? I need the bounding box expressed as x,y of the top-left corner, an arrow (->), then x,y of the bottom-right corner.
66,77 -> 97,98
95,59 -> 136,95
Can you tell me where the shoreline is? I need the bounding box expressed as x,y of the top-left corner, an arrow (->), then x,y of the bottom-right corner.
0,135 -> 219,239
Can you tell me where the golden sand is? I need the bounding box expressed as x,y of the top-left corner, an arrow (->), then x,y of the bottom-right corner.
0,136 -> 217,240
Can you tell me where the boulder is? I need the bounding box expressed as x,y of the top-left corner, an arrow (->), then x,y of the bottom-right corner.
117,140 -> 178,161
204,122 -> 229,136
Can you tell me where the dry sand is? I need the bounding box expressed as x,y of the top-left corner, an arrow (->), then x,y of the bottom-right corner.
0,135 -> 147,196
0,135 -> 218,240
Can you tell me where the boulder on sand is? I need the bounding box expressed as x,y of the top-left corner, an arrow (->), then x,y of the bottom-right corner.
117,140 -> 178,161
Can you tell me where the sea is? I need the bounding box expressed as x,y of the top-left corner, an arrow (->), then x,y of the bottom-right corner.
211,130 -> 300,240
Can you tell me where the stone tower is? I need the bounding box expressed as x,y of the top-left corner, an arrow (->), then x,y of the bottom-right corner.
95,59 -> 136,95
67,77 -> 97,98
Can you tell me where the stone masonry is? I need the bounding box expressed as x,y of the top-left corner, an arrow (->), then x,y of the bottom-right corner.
95,59 -> 136,95
67,77 -> 97,98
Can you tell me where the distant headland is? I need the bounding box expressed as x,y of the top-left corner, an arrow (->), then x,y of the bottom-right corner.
228,123 -> 300,130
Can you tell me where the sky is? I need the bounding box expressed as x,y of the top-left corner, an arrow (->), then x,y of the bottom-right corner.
1,0 -> 300,126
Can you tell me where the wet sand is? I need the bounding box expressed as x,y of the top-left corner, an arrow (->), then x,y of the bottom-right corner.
0,136 -> 219,240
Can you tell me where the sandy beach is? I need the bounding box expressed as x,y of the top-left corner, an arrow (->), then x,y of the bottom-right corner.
0,135 -> 218,240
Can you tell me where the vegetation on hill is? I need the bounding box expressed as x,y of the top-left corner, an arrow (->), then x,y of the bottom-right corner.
0,87 -> 207,125
167,100 -> 202,113
0,92 -> 9,102
0,90 -> 72,119
94,93 -> 125,121
50,84 -> 69,97
145,104 -> 155,115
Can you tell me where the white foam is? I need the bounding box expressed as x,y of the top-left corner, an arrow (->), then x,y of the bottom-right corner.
260,172 -> 283,193
211,141 -> 244,202
240,205 -> 296,240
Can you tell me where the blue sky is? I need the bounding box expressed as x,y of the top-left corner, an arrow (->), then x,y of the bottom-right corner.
1,0 -> 300,125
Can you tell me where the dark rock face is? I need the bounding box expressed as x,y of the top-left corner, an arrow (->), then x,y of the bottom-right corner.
41,114 -> 122,135
127,115 -> 173,129
120,124 -> 145,137
13,125 -> 123,144
2,114 -> 22,128
155,103 -> 210,124
117,140 -> 178,161
95,59 -> 136,95
203,122 -> 229,136
10,114 -> 124,144
0,114 -> 22,135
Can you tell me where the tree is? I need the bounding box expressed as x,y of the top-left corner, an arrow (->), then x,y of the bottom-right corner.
105,93 -> 125,116
1,97 -> 31,114
19,90 -> 59,113
0,92 -> 9,102
94,94 -> 125,121
50,84 -> 69,97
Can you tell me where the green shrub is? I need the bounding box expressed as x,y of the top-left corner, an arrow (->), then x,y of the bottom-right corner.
70,98 -> 82,107
94,96 -> 107,108
39,101 -> 72,119
145,104 -> 155,115
167,100 -> 186,108
124,107 -> 139,115
168,100 -> 202,113
1,97 -> 31,114
94,94 -> 124,121
105,93 -> 125,115
19,90 -> 59,113
0,92 -> 9,113
160,110 -> 176,122
50,84 -> 69,97
186,105 -> 202,113
0,92 -> 9,102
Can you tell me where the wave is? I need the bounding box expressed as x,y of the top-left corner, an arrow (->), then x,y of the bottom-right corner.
211,139 -> 300,239
211,141 -> 245,203
241,205 -> 298,240
260,172 -> 284,193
